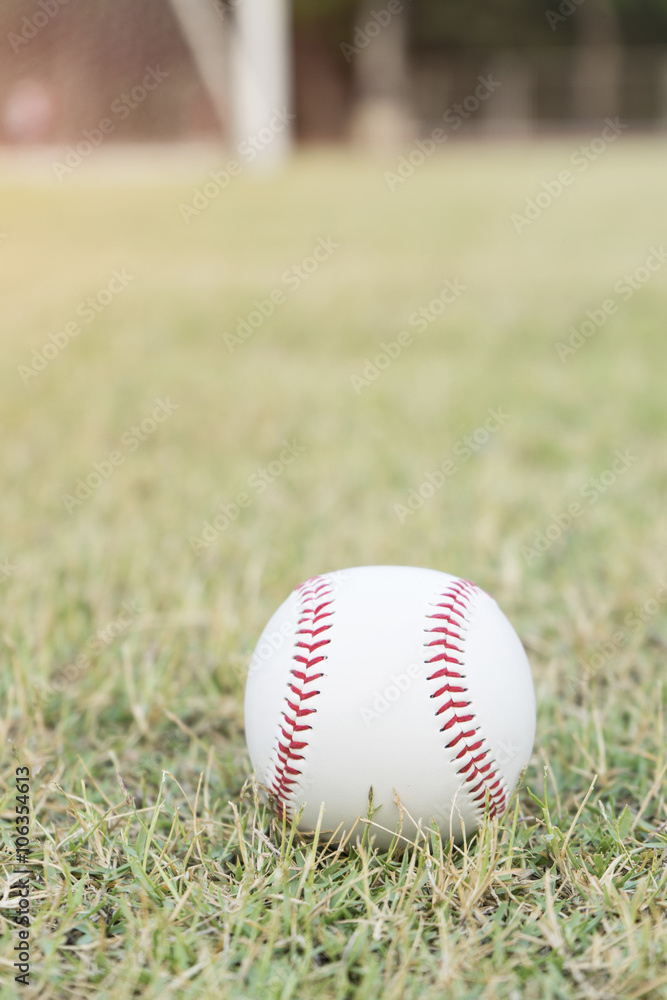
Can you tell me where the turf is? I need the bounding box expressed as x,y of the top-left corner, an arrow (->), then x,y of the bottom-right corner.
0,138 -> 666,999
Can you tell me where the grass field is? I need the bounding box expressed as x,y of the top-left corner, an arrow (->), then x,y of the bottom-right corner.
1,138 -> 666,999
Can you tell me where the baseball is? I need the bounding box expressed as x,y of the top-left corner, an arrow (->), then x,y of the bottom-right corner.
245,565 -> 536,849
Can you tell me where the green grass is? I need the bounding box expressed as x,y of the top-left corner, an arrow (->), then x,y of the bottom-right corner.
1,139 -> 666,999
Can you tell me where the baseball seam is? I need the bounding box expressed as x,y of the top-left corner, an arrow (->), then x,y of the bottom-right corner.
267,575 -> 334,819
425,579 -> 508,819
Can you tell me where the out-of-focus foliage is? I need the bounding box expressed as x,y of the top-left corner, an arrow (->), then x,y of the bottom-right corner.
613,0 -> 667,42
293,0 -> 358,21
411,0 -> 553,48
412,0 -> 667,47
293,0 -> 667,46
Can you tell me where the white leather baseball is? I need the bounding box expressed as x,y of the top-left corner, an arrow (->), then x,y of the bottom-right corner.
244,565 -> 536,849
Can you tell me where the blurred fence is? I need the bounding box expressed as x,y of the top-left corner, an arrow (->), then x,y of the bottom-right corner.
413,47 -> 667,134
1,0 -> 667,149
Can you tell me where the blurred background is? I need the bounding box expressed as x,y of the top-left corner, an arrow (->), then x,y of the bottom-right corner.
2,0 -> 667,153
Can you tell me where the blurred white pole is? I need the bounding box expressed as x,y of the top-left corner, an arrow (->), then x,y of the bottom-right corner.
230,0 -> 293,169
167,0 -> 229,135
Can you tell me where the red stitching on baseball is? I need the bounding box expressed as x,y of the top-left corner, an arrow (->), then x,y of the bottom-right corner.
425,579 -> 508,818
269,576 -> 334,820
